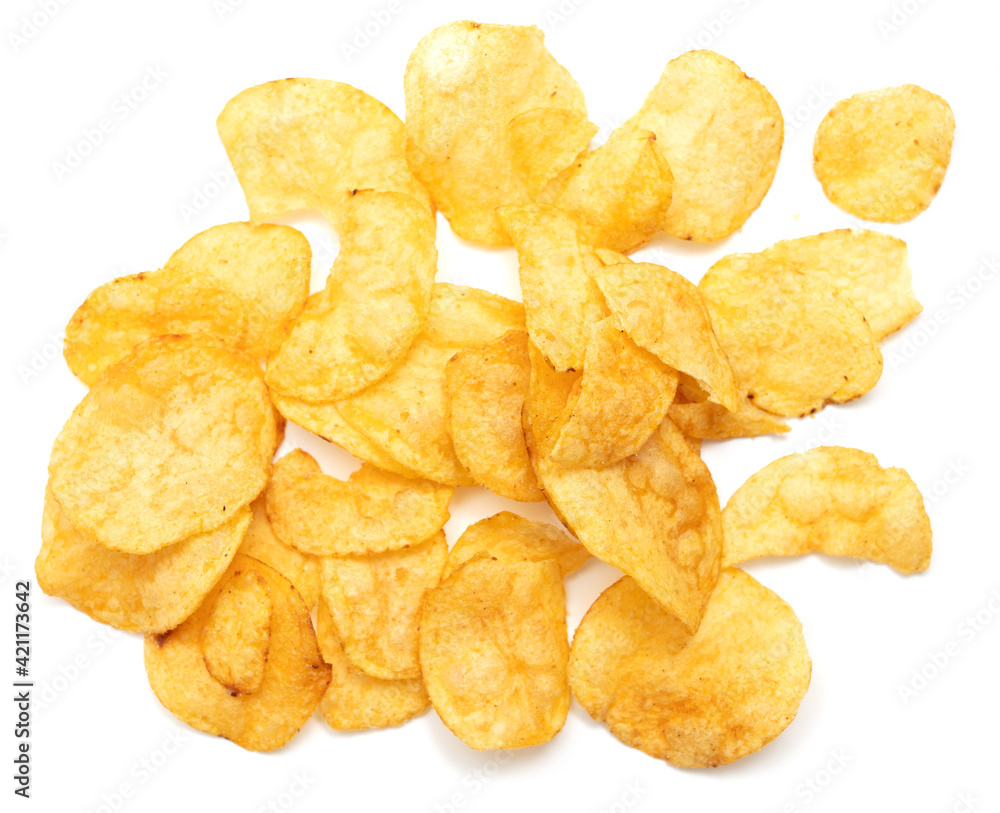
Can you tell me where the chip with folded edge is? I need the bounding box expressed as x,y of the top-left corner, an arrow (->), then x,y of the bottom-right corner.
509,107 -> 597,200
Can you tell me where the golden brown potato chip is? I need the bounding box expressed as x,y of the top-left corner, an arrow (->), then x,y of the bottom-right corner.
64,223 -> 311,386
761,229 -> 922,340
723,446 -> 932,573
700,253 -> 883,417
266,449 -> 451,557
508,107 -> 596,199
217,78 -> 431,229
669,377 -> 789,440
813,84 -> 954,223
445,330 -> 543,502
238,497 -> 319,610
569,569 -> 810,767
265,190 -> 437,401
36,486 -> 250,633
420,554 -> 569,750
144,555 -> 330,751
202,569 -> 272,696
405,21 -> 588,244
316,599 -> 429,731
321,532 -> 447,680
48,335 -> 276,554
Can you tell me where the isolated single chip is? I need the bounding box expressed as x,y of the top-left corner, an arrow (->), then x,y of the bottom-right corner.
569,569 -> 810,767
420,554 -> 570,750
48,335 -> 276,553
700,253 -> 883,417
723,446 -> 932,573
144,555 -> 330,751
266,449 -> 452,557
405,21 -> 589,244
202,569 -> 273,696
761,229 -> 922,340
445,330 -> 543,502
217,77 -> 431,229
266,190 -> 437,401
36,486 -> 250,633
508,107 -> 596,199
238,497 -> 319,610
321,532 -> 447,680
813,84 -> 954,222
64,222 -> 311,386
316,599 -> 429,731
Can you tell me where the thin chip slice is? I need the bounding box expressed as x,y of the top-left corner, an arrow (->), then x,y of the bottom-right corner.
569,569 -> 810,767
202,570 -> 273,696
723,446 -> 932,573
508,107 -> 596,199
49,334 -> 276,553
813,84 -> 954,223
144,555 -> 330,751
36,486 -> 250,633
669,400 -> 789,440
420,554 -> 570,750
321,532 -> 447,680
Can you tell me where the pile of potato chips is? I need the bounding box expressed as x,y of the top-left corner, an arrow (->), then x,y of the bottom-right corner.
39,21 -> 946,763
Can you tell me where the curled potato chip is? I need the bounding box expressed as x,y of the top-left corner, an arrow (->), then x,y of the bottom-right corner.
64,223 -> 311,386
700,253 -> 883,417
238,497 -> 319,610
48,335 -> 276,554
509,107 -> 596,199
217,78 -> 431,229
569,569 -> 810,767
669,399 -> 789,440
266,190 -> 437,401
445,330 -> 543,502
266,449 -> 452,556
144,554 -> 330,751
321,532 -> 447,680
762,229 -> 921,341
36,486 -> 250,633
202,569 -> 273,696
316,599 -> 429,731
420,554 -> 570,750
723,447 -> 932,573
814,84 -> 954,223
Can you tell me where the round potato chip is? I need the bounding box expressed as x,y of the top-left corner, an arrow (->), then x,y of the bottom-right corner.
813,84 -> 954,222
48,334 -> 276,553
569,569 -> 811,767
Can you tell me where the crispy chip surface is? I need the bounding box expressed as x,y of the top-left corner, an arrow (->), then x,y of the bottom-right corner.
238,497 -> 319,610
669,377 -> 789,440
508,108 -> 596,199
202,570 -> 273,696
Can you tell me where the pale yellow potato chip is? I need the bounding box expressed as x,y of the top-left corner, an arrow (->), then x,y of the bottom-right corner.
202,569 -> 272,696
405,21 -> 588,244
569,569 -> 810,767
508,107 -> 596,199
238,497 -> 319,610
723,446 -> 932,573
814,84 -> 954,222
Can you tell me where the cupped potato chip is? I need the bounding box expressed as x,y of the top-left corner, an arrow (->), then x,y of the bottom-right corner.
321,532 -> 447,680
762,229 -> 921,340
445,330 -> 543,502
144,554 -> 330,751
266,190 -> 437,401
420,554 -> 570,750
723,446 -> 932,573
49,334 -> 276,554
64,222 -> 311,386
508,108 -> 596,199
404,21 -> 589,245
217,78 -> 431,229
444,512 -> 589,579
569,569 -> 810,767
813,84 -> 954,223
202,569 -> 273,696
266,449 -> 451,557
316,599 -> 429,731
700,253 -> 883,417
238,497 -> 319,610
36,486 -> 250,633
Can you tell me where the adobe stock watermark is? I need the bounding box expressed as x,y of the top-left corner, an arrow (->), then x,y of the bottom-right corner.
340,0 -> 403,64
82,728 -> 189,813
35,626 -> 124,714
768,748 -> 853,812
876,0 -> 933,41
177,165 -> 236,224
431,750 -> 514,812
254,772 -> 316,813
7,0 -> 72,54
15,330 -> 64,386
0,557 -> 15,586
921,459 -> 971,508
681,0 -> 753,51
784,84 -> 835,139
595,781 -> 646,813
942,790 -> 980,813
543,0 -> 591,34
213,0 -> 251,21
790,412 -> 844,454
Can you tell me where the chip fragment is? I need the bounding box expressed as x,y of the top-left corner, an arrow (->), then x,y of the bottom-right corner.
508,107 -> 596,199
202,569 -> 273,696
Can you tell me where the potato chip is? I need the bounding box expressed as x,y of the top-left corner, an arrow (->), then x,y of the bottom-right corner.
508,107 -> 596,199
669,376 -> 789,440
217,78 -> 431,229
321,532 -> 447,680
445,330 -> 543,502
266,449 -> 451,557
813,84 -> 954,223
723,447 -> 932,573
569,569 -> 810,767
202,569 -> 272,696
144,555 -> 330,751
36,486 -> 250,633
762,229 -> 921,340
265,190 -> 437,401
238,497 -> 319,610
420,554 -> 570,750
700,253 -> 883,417
316,599 -> 429,731
48,334 -> 276,553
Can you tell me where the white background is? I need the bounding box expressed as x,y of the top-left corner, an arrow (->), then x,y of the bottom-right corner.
3,0 -> 999,811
